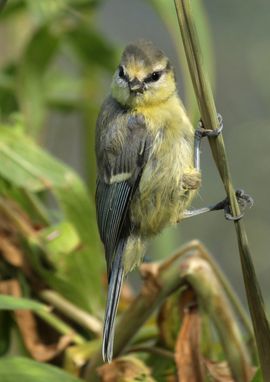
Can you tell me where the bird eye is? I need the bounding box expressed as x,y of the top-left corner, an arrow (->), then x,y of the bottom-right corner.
151,71 -> 161,81
144,71 -> 162,83
118,66 -> 125,79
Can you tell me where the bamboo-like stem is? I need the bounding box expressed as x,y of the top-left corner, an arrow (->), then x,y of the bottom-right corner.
84,241 -> 252,382
39,290 -> 102,336
184,256 -> 251,381
174,1 -> 270,379
131,325 -> 159,345
36,308 -> 86,346
127,345 -> 175,360
193,242 -> 254,347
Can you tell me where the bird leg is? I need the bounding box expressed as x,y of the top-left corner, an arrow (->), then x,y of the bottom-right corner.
183,115 -> 253,221
194,113 -> 223,171
183,189 -> 254,221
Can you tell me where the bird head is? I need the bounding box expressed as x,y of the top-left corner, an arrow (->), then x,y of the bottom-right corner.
111,40 -> 176,108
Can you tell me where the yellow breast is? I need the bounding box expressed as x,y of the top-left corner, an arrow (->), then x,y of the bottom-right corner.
130,94 -> 196,236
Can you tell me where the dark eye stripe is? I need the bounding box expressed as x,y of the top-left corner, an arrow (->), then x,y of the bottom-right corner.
118,65 -> 128,81
144,70 -> 163,83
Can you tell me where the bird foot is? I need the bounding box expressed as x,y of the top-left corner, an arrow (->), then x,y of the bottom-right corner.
213,189 -> 254,221
195,113 -> 223,139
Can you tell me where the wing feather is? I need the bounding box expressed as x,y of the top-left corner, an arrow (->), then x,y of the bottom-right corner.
95,98 -> 152,276
96,179 -> 132,275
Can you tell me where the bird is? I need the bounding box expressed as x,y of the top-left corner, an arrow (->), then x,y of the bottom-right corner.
95,39 -> 201,362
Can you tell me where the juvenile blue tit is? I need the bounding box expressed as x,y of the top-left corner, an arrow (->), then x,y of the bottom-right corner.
95,39 -> 201,362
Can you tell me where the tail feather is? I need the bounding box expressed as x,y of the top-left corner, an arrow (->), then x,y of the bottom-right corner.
102,242 -> 125,363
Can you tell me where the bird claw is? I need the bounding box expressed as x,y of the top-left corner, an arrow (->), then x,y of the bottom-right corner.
223,189 -> 254,221
196,113 -> 223,138
194,114 -> 253,222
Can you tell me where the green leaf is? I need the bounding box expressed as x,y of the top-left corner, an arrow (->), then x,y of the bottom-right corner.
0,1 -> 25,19
45,71 -> 83,111
0,0 -> 9,14
37,222 -> 81,263
25,0 -> 99,24
0,127 -> 73,191
144,352 -> 176,382
42,272 -> 95,312
0,312 -> 11,355
0,65 -> 18,117
0,295 -> 47,312
0,124 -> 104,311
54,181 -> 104,311
0,357 -> 83,382
252,369 -> 263,382
16,26 -> 59,136
66,25 -> 117,71
26,0 -> 68,23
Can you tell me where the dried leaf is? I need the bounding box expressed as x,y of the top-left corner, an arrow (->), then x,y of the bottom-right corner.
175,289 -> 205,382
0,279 -> 21,297
0,279 -> 71,361
205,360 -> 234,381
165,377 -> 177,382
0,198 -> 34,233
0,199 -> 36,278
0,201 -> 27,268
15,309 -> 71,361
0,236 -> 24,267
97,355 -> 156,382
204,359 -> 256,382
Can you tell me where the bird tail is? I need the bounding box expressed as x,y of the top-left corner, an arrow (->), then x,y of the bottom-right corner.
102,240 -> 125,363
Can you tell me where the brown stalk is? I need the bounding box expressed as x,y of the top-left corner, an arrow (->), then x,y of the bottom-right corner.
84,241 -> 252,382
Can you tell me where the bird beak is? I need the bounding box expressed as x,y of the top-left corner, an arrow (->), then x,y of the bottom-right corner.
129,78 -> 144,94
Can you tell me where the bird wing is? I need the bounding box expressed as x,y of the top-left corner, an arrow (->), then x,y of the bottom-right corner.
95,108 -> 152,277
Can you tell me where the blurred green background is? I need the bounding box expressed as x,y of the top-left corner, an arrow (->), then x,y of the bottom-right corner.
0,0 -> 269,313
98,0 -> 270,310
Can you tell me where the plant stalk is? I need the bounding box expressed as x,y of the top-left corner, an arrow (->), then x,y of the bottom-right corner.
36,309 -> 85,346
174,1 -> 270,379
39,289 -> 102,336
